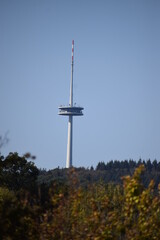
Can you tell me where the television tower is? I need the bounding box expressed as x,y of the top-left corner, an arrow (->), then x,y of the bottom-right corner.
58,40 -> 84,168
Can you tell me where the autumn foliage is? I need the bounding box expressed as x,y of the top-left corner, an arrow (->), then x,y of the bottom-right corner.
0,154 -> 160,239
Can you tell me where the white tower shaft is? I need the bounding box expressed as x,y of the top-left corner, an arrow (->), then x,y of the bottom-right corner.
66,40 -> 74,168
66,115 -> 73,168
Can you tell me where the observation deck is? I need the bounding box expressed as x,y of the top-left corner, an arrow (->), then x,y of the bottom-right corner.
58,105 -> 84,116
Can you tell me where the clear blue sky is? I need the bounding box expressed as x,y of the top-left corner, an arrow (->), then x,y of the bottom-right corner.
0,0 -> 160,169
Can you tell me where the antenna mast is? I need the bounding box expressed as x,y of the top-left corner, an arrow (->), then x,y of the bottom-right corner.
70,40 -> 74,107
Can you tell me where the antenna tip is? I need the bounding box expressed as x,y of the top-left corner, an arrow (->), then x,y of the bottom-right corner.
72,40 -> 74,45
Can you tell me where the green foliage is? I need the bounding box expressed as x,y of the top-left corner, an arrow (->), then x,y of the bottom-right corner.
0,152 -> 39,191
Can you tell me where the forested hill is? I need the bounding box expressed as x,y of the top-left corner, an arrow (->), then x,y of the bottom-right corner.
1,152 -> 160,188
1,153 -> 160,239
38,159 -> 160,188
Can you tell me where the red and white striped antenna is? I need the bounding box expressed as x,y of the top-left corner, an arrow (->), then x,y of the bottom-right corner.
70,40 -> 74,106
72,40 -> 74,64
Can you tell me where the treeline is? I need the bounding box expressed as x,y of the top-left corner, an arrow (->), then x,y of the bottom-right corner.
38,159 -> 160,188
1,152 -> 160,239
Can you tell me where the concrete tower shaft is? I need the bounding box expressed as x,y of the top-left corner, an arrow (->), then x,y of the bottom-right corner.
66,116 -> 73,168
